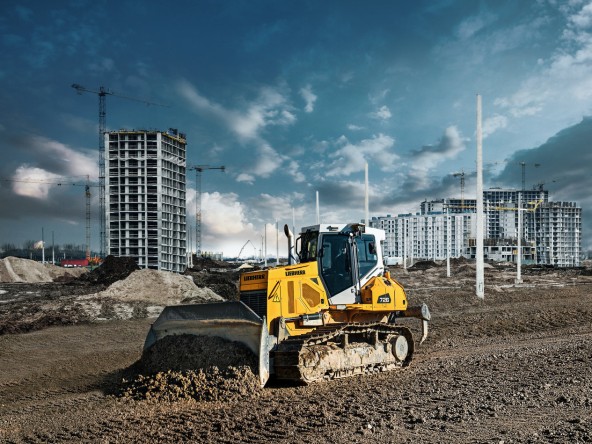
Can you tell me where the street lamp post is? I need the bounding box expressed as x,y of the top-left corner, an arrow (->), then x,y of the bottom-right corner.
516,193 -> 523,284
446,203 -> 451,278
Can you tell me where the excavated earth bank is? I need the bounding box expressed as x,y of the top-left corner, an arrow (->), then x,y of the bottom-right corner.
118,334 -> 261,403
0,262 -> 591,443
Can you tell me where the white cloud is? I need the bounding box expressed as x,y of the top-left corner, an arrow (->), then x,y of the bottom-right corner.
256,193 -> 298,221
33,136 -> 97,177
493,78 -> 548,118
229,88 -> 296,139
185,189 -> 259,255
368,89 -> 390,104
347,123 -> 364,131
252,143 -> 283,178
483,114 -> 509,137
177,79 -> 296,141
247,192 -> 309,229
201,192 -> 251,235
232,143 -> 302,185
9,136 -> 97,187
286,160 -> 305,183
192,190 -> 312,256
456,13 -> 494,40
176,79 -> 233,127
325,133 -> 397,177
408,126 -> 466,189
370,105 -> 392,121
300,85 -> 317,113
493,2 -> 592,123
11,166 -> 62,199
569,2 -> 592,28
312,178 -> 391,224
178,79 -> 304,183
236,173 -> 255,184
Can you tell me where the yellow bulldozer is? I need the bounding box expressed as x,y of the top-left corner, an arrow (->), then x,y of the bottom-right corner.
144,223 -> 430,386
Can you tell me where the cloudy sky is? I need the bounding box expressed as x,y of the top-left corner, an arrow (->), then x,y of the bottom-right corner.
1,0 -> 592,257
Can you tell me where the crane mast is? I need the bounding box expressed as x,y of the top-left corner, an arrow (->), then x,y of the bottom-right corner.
190,165 -> 225,256
453,170 -> 465,209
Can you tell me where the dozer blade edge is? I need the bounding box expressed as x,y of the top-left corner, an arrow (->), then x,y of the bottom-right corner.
144,301 -> 271,387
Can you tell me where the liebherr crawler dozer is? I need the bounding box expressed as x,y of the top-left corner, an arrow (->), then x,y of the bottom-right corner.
144,223 -> 430,387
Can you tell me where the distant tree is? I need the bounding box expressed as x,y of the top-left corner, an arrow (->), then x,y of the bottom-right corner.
60,243 -> 86,259
23,240 -> 36,250
1,243 -> 16,253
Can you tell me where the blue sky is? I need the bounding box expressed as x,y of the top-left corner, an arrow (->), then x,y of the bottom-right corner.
1,0 -> 592,257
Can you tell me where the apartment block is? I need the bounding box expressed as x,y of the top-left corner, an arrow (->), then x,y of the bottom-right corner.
372,188 -> 581,267
371,212 -> 472,265
105,129 -> 187,272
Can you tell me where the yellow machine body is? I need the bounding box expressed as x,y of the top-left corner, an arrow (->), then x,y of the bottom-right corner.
239,262 -> 409,339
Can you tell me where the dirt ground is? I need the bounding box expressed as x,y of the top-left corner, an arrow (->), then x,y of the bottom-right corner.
1,261 -> 591,443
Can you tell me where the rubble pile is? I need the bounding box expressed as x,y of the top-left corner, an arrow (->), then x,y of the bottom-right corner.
185,257 -> 242,301
0,257 -> 87,283
190,256 -> 234,271
408,260 -> 441,271
119,334 -> 261,402
184,269 -> 240,301
80,255 -> 139,286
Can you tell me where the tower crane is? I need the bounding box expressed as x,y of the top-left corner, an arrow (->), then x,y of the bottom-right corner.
71,83 -> 167,257
518,161 -> 541,191
1,176 -> 98,260
189,165 -> 225,256
452,170 -> 465,209
451,162 -> 504,210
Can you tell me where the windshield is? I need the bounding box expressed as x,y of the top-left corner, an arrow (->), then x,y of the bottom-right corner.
356,234 -> 378,278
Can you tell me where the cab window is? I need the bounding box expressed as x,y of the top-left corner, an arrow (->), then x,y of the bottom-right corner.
356,234 -> 378,278
298,231 -> 318,263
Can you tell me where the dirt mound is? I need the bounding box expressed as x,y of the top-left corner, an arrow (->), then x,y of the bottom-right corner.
119,334 -> 261,402
190,256 -> 233,271
89,269 -> 224,305
184,269 -> 240,301
449,256 -> 470,266
409,260 -> 441,270
0,257 -> 87,283
45,263 -> 88,282
81,255 -> 139,286
139,334 -> 258,373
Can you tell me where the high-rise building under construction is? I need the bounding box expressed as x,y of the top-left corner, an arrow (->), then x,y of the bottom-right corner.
105,129 -> 187,272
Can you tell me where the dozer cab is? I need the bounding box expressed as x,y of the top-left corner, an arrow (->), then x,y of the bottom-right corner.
144,223 -> 430,386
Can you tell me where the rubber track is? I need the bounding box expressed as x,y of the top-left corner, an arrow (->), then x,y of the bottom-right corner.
273,322 -> 415,383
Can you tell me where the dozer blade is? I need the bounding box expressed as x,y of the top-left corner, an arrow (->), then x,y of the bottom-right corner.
144,301 -> 270,387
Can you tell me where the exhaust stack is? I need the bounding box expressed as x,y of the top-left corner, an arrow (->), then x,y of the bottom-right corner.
284,224 -> 295,265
